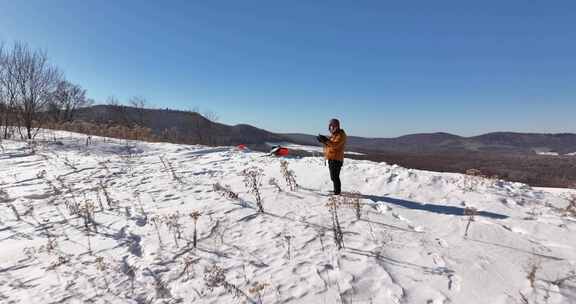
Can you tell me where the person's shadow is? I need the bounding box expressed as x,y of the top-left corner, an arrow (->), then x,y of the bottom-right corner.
363,194 -> 508,220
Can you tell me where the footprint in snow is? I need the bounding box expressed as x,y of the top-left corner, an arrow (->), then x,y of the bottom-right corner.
430,252 -> 446,267
292,261 -> 312,276
448,274 -> 462,293
436,238 -> 449,248
393,212 -> 425,232
23,193 -> 53,200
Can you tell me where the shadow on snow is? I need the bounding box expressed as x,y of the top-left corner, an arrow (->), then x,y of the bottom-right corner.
363,194 -> 509,220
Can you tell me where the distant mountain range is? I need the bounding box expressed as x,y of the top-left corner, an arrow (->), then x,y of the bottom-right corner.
74,105 -> 286,146
75,105 -> 576,155
283,132 -> 576,155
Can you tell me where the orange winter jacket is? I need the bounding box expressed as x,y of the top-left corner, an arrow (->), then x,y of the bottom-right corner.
324,129 -> 347,161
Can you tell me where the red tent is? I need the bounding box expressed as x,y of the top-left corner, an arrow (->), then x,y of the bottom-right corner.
275,147 -> 289,156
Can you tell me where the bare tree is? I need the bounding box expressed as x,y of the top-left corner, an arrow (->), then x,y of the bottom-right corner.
0,42 -> 6,138
106,96 -> 120,107
203,110 -> 221,145
183,110 -> 204,144
106,96 -> 130,125
203,110 -> 219,123
4,42 -> 62,139
48,80 -> 91,122
0,42 -> 18,139
129,96 -> 147,126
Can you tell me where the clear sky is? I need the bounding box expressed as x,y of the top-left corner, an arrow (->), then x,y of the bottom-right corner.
1,1 -> 575,137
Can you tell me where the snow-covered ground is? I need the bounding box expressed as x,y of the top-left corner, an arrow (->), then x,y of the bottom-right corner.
537,152 -> 560,156
266,142 -> 365,156
1,131 -> 576,304
535,151 -> 576,157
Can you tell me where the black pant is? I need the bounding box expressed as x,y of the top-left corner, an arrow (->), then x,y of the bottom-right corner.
328,160 -> 343,195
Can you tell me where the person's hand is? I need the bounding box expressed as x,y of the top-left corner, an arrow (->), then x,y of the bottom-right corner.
316,134 -> 328,144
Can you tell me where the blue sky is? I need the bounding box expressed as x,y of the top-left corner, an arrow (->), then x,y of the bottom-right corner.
1,1 -> 575,137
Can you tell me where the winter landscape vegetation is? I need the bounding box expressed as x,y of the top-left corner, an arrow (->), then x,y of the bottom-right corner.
2,2 -> 576,304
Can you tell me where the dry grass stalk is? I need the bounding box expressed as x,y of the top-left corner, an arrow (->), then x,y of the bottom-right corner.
95,189 -> 105,211
213,182 -> 239,200
159,155 -> 183,184
99,181 -> 117,210
62,156 -> 77,170
204,264 -> 226,291
26,141 -> 38,155
133,191 -> 147,223
190,210 -> 202,248
124,262 -> 137,295
268,178 -> 282,192
95,256 -> 106,271
525,257 -> 541,289
552,270 -> 576,287
1,189 -> 21,221
317,229 -> 326,252
280,160 -> 298,191
22,247 -> 39,263
181,255 -> 199,281
36,169 -> 47,179
145,269 -> 172,299
151,215 -> 164,246
565,194 -> 576,217
326,192 -> 363,220
41,175 -> 62,197
39,238 -> 59,254
462,168 -> 500,191
163,212 -> 183,248
249,281 -> 269,304
22,201 -> 34,217
326,196 -> 345,250
283,234 -> 293,260
465,168 -> 482,176
47,255 -> 69,270
124,206 -> 131,218
242,167 -> 265,213
95,256 -> 110,290
48,121 -> 155,142
64,199 -> 81,216
78,200 -> 97,255
463,207 -> 477,238
203,264 -> 247,300
343,192 -> 362,220
80,200 -> 97,233
7,203 -> 21,221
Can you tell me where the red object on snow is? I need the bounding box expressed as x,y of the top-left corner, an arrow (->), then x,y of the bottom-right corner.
237,144 -> 247,150
276,147 -> 289,156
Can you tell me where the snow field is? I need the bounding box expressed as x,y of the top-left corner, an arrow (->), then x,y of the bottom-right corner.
0,130 -> 575,303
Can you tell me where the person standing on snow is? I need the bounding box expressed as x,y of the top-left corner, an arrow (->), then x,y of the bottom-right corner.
317,119 -> 347,195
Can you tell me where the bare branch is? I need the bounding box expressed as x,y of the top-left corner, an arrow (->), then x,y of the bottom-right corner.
3,41 -> 62,139
48,80 -> 90,122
